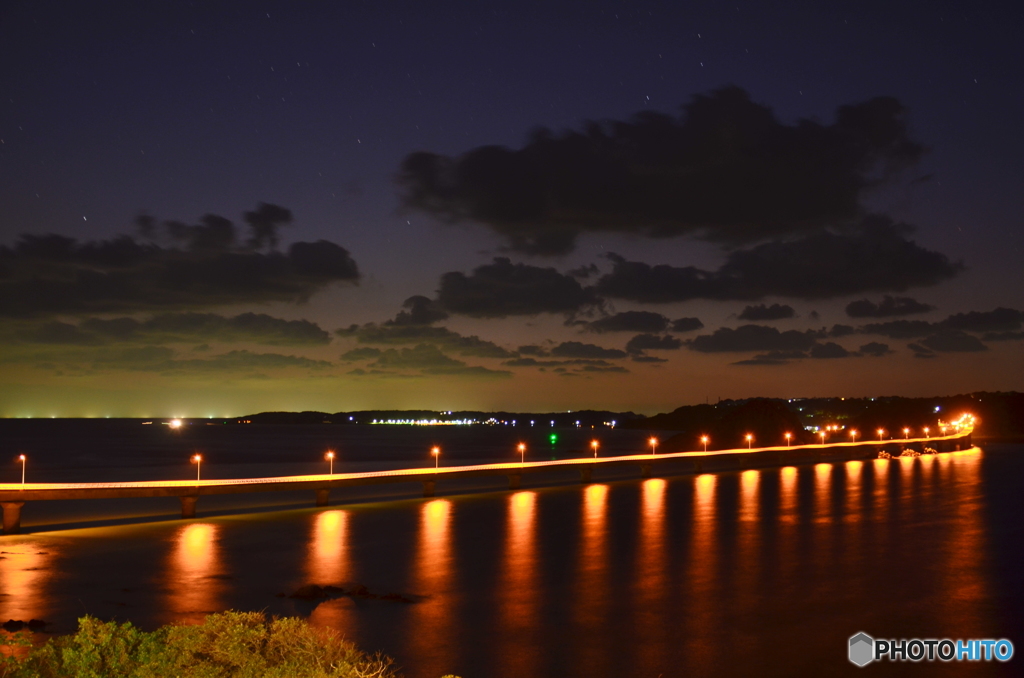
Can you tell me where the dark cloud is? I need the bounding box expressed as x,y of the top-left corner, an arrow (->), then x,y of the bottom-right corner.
370,344 -> 511,377
738,303 -> 796,321
830,324 -> 857,337
733,350 -> 808,366
689,325 -> 819,353
567,263 -> 600,279
10,312 -> 331,346
584,311 -> 669,333
436,257 -> 599,317
398,87 -> 923,255
908,343 -> 936,358
919,331 -> 988,352
503,357 -> 614,368
669,317 -> 704,333
845,295 -> 935,318
595,217 -> 960,303
550,341 -> 627,359
340,347 -> 382,361
243,203 -> 293,250
386,295 -> 449,326
81,347 -> 332,373
809,342 -> 852,358
516,345 -> 549,356
859,319 -> 937,338
631,355 -> 668,363
0,205 -> 359,317
625,333 -> 683,355
942,308 -> 1023,333
578,364 -> 630,374
983,331 -> 1024,341
336,323 -> 515,359
858,342 -> 892,357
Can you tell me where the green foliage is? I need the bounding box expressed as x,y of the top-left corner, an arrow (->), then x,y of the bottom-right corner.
2,611 -> 397,678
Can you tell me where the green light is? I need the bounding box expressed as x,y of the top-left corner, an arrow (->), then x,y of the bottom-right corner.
549,433 -> 558,444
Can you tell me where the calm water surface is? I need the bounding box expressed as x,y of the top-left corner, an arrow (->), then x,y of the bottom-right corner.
2,440 -> 1023,676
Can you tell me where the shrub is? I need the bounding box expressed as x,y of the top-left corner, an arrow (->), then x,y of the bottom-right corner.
2,611 -> 397,678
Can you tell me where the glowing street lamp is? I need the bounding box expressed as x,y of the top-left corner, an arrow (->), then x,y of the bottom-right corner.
700,435 -> 709,452
649,437 -> 658,455
923,427 -> 930,438
17,454 -> 26,487
877,428 -> 885,441
325,450 -> 335,475
169,418 -> 183,429
745,433 -> 753,449
903,428 -> 910,440
819,430 -> 826,445
850,429 -> 858,443
784,432 -> 792,447
191,454 -> 202,482
431,446 -> 440,469
518,442 -> 526,465
591,440 -> 599,458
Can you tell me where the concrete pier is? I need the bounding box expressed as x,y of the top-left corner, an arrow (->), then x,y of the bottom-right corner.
315,488 -> 330,507
179,495 -> 198,519
1,502 -> 24,535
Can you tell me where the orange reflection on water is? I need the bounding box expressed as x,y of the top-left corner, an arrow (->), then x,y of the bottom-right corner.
306,510 -> 354,629
779,466 -> 798,523
683,473 -> 718,668
941,449 -> 991,637
814,463 -> 833,523
872,458 -> 890,514
165,523 -> 223,624
0,542 -> 49,622
407,499 -> 456,677
844,461 -> 863,521
571,484 -> 610,674
631,479 -> 668,674
496,491 -> 539,676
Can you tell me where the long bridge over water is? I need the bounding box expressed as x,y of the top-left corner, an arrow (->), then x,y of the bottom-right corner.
0,428 -> 973,535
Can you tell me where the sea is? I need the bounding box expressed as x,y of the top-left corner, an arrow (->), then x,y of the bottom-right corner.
1,420 -> 1022,677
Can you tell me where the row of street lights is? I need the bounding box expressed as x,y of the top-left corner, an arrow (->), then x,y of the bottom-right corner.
9,422 -> 957,485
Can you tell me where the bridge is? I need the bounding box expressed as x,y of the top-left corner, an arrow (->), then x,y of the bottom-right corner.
0,428 -> 973,534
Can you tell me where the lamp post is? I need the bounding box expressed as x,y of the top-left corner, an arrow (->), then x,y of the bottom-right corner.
325,450 -> 335,475
518,442 -> 526,465
850,430 -> 858,443
819,430 -> 826,445
785,432 -> 792,447
923,427 -> 930,438
191,454 -> 202,483
700,435 -> 709,452
591,440 -> 599,458
649,437 -> 658,455
431,446 -> 440,469
17,454 -> 26,487
903,428 -> 910,440
745,434 -> 753,449
877,428 -> 885,441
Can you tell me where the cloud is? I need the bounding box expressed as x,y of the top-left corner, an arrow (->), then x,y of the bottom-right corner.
595,217 -> 961,303
398,87 -> 923,255
632,355 -> 668,363
340,347 -> 382,361
336,322 -> 516,359
858,319 -> 937,338
503,357 -> 614,368
578,364 -> 630,374
10,312 -> 332,346
550,341 -> 627,359
830,324 -> 857,337
625,333 -> 683,355
670,317 -> 704,333
983,331 -> 1024,341
738,303 -> 795,321
0,205 -> 359,317
941,308 -> 1023,333
82,347 -> 332,373
733,350 -> 808,366
845,295 -> 935,318
583,311 -> 669,333
369,344 -> 511,377
436,257 -> 599,317
809,342 -> 852,358
689,325 -> 820,353
907,342 -> 936,358
858,341 -> 892,357
386,295 -> 449,326
919,331 -> 987,352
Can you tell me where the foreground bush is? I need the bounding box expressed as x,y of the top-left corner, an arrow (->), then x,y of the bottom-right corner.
1,610 -> 398,678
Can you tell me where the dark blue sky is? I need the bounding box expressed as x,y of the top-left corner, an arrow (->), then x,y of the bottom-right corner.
1,1 -> 1021,416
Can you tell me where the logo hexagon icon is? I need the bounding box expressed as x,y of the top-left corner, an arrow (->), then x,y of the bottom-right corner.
849,632 -> 874,667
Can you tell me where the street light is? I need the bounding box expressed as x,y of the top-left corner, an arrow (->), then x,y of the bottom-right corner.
431,446 -> 440,469
745,433 -> 753,449
877,428 -> 885,441
784,432 -> 792,447
903,428 -> 910,440
325,450 -> 335,475
700,435 -> 709,452
819,430 -> 826,445
517,442 -> 526,465
591,440 -> 599,458
649,437 -> 658,455
850,430 -> 858,443
923,427 -> 930,438
17,454 -> 26,487
191,454 -> 202,482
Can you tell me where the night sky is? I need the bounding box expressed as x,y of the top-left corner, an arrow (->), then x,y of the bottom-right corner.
2,1 -> 1022,417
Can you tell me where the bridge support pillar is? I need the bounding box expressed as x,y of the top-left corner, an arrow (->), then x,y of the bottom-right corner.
422,480 -> 435,498
640,464 -> 652,479
1,502 -> 25,535
315,488 -> 330,507
507,474 -> 521,490
180,495 -> 198,519
578,467 -> 592,483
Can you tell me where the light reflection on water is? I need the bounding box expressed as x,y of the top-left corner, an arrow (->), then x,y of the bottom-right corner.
0,448 -> 1017,677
